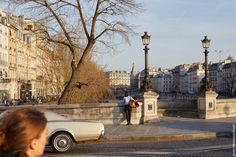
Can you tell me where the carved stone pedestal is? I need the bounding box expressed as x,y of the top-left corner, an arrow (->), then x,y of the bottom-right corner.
198,90 -> 218,119
142,91 -> 159,123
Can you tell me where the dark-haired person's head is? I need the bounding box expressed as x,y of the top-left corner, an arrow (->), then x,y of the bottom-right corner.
124,91 -> 130,97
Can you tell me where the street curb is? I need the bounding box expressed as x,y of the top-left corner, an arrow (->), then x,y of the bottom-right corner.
100,132 -> 218,142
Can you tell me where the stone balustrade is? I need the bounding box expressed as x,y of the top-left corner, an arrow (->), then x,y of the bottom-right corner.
0,102 -> 143,125
0,94 -> 235,122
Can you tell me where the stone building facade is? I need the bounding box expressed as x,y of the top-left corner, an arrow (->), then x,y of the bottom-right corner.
0,8 -> 65,101
106,70 -> 131,89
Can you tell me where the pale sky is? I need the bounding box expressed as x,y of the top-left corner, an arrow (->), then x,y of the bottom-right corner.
1,0 -> 236,72
95,0 -> 236,72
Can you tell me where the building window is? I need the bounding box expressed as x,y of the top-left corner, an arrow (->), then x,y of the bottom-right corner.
27,36 -> 31,44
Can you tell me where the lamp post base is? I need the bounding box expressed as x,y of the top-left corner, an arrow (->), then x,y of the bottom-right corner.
198,90 -> 218,119
141,91 -> 159,123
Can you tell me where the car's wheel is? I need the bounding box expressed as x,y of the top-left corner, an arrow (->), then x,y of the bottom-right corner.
51,132 -> 74,153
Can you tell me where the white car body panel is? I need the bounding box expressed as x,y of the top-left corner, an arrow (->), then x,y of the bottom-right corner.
44,111 -> 105,143
47,121 -> 104,142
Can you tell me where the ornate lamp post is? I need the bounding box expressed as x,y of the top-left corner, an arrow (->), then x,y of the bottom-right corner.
197,36 -> 218,119
201,36 -> 211,91
141,32 -> 151,91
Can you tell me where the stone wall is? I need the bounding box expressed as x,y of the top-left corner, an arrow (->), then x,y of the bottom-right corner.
197,90 -> 236,119
212,98 -> 236,118
50,99 -> 196,123
0,102 -> 143,125
41,103 -> 143,125
0,99 -> 199,124
158,99 -> 197,110
36,98 -> 236,120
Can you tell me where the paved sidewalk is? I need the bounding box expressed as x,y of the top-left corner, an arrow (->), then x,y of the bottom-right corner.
101,117 -> 236,142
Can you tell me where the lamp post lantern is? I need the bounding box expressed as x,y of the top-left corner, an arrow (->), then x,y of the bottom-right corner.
201,36 -> 211,91
141,32 -> 151,91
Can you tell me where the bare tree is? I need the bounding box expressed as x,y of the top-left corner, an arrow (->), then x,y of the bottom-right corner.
6,0 -> 142,104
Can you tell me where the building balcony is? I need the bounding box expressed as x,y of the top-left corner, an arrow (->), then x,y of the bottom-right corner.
9,63 -> 17,68
0,78 -> 11,83
36,75 -> 43,80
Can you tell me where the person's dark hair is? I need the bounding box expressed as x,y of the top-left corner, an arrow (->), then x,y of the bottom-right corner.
0,107 -> 47,157
124,91 -> 129,97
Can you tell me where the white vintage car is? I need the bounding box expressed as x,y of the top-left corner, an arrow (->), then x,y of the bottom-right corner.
0,109 -> 105,153
45,110 -> 105,153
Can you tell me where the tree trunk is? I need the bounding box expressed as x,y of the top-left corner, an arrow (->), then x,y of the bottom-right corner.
58,41 -> 94,104
57,61 -> 77,104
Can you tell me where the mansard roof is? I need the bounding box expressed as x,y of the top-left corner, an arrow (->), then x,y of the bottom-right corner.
226,56 -> 235,62
209,63 -> 219,71
222,62 -> 236,69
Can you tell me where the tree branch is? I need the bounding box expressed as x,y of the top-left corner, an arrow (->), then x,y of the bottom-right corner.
90,0 -> 102,38
76,0 -> 90,39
